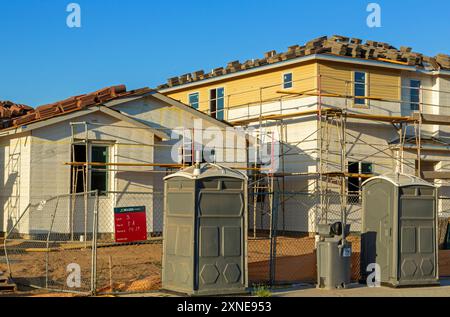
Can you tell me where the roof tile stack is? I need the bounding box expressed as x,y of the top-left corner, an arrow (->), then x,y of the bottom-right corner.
157,35 -> 450,90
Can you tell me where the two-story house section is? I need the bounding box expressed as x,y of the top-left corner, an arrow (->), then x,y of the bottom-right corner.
158,35 -> 450,234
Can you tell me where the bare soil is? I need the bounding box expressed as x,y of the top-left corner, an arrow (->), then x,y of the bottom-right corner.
2,237 -> 450,297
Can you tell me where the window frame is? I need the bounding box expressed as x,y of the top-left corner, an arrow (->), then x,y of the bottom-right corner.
282,72 -> 293,89
89,144 -> 110,197
347,161 -> 373,203
188,91 -> 200,110
409,79 -> 421,112
209,87 -> 225,120
70,143 -> 111,196
353,71 -> 369,108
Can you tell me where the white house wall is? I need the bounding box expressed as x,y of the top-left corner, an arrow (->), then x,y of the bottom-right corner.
9,111 -> 157,236
0,132 -> 31,234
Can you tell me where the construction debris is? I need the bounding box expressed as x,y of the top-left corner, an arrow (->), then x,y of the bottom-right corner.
0,85 -> 154,130
158,35 -> 450,89
0,271 -> 16,293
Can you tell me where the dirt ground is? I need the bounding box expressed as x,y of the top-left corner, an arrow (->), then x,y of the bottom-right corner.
247,236 -> 362,283
2,236 -> 450,297
1,242 -> 163,294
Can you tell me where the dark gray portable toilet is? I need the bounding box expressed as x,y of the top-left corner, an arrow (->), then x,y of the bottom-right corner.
162,163 -> 248,295
361,174 -> 439,287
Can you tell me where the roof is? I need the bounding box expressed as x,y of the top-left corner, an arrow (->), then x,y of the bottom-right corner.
157,35 -> 450,91
0,85 -> 153,131
0,105 -> 170,140
0,85 -> 232,135
362,173 -> 435,188
164,163 -> 248,181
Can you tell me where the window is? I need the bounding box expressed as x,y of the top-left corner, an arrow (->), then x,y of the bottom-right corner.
354,71 -> 367,106
348,162 -> 373,202
71,144 -> 109,196
410,80 -> 421,111
91,146 -> 109,195
71,145 -> 87,194
283,73 -> 293,89
188,92 -> 199,110
210,87 -> 224,120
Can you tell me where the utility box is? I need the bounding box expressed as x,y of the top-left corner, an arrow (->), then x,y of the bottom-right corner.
316,222 -> 352,289
162,163 -> 248,296
361,174 -> 440,287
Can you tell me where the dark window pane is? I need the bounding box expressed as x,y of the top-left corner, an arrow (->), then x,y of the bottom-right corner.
354,72 -> 366,105
283,73 -> 293,89
71,145 -> 87,193
348,162 -> 359,173
217,87 -> 224,98
361,163 -> 373,174
91,146 -> 108,195
91,171 -> 107,193
348,178 -> 360,193
410,80 -> 421,111
348,162 -> 360,193
189,93 -> 199,109
217,89 -> 224,120
355,72 -> 365,83
210,89 -> 217,118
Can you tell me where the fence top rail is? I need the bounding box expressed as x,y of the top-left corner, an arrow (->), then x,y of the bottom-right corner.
104,191 -> 164,195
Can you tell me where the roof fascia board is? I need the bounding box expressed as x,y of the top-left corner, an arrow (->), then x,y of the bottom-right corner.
98,106 -> 169,140
159,54 -> 446,93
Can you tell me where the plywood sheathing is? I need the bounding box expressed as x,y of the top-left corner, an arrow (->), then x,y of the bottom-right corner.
0,85 -> 153,131
158,35 -> 450,90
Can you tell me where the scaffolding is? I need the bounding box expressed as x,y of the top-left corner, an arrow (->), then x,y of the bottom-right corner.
231,73 -> 450,238
64,73 -> 450,238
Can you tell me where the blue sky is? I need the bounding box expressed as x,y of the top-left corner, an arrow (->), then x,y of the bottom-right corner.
1,0 -> 449,106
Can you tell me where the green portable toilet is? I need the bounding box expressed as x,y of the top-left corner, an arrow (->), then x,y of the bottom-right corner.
360,174 -> 439,287
162,163 -> 248,295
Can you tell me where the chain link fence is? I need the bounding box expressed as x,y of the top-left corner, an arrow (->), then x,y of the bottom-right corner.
3,190 -> 450,294
247,191 -> 363,285
3,191 -> 164,295
95,192 -> 163,294
3,192 -> 98,294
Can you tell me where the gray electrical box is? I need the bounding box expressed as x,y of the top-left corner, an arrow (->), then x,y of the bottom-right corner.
162,163 -> 248,296
361,174 -> 440,287
316,222 -> 352,289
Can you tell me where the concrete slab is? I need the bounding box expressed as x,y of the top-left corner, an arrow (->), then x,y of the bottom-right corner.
274,279 -> 450,297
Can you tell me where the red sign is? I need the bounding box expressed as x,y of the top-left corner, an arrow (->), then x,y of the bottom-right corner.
114,206 -> 147,243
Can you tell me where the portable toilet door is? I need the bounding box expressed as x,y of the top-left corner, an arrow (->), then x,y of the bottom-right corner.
162,163 -> 248,295
361,174 -> 439,287
397,183 -> 439,286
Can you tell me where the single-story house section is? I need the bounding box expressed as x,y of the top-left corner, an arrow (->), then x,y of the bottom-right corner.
0,85 -> 247,237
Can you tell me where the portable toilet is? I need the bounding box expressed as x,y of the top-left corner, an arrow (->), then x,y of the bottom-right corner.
360,173 -> 439,287
162,163 -> 248,295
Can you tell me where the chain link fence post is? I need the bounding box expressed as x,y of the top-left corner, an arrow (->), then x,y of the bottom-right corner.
91,190 -> 99,295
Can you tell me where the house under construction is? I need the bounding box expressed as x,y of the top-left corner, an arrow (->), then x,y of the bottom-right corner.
159,35 -> 450,234
0,86 -> 246,236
